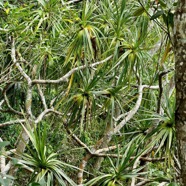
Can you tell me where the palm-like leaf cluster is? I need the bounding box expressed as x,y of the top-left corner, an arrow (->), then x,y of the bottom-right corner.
0,0 -> 178,185
20,123 -> 77,186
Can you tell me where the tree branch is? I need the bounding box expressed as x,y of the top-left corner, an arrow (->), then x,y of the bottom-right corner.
0,99 -> 5,110
37,84 -> 48,110
114,85 -> 159,122
95,145 -> 120,153
67,129 -> 92,154
11,37 -> 33,119
11,38 -> 32,84
35,108 -> 62,124
0,119 -> 26,127
3,86 -> 23,116
32,56 -> 112,85
113,85 -> 143,134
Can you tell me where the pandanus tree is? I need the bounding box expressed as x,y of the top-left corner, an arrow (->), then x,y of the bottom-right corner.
0,0 -> 184,185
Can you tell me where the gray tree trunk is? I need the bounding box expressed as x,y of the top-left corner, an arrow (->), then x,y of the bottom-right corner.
174,0 -> 186,185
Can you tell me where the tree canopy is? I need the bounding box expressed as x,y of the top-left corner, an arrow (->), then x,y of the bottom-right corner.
0,0 -> 183,185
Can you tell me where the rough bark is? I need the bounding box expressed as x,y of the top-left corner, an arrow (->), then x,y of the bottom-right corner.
174,0 -> 186,185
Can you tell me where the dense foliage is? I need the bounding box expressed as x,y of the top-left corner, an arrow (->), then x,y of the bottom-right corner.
0,0 -> 180,185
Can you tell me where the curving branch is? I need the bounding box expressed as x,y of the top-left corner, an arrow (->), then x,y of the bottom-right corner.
135,180 -> 152,186
75,85 -> 159,185
11,38 -> 32,84
0,138 -> 6,174
3,86 -> 23,116
68,130 -> 165,161
32,56 -> 112,85
0,99 -> 5,109
131,156 -> 141,186
113,85 -> 158,134
67,129 -> 92,154
95,145 -> 120,154
37,84 -> 48,110
70,127 -> 165,185
11,37 -> 33,119
35,108 -> 62,124
114,85 -> 159,122
0,119 -> 26,127
0,109 -> 62,128
76,84 -> 159,184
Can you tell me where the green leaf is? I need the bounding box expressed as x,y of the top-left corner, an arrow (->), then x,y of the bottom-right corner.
29,183 -> 41,186
168,11 -> 174,28
0,141 -> 10,149
150,11 -> 164,20
159,0 -> 166,8
37,0 -> 46,8
133,7 -> 145,17
11,158 -> 19,165
168,183 -> 179,186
